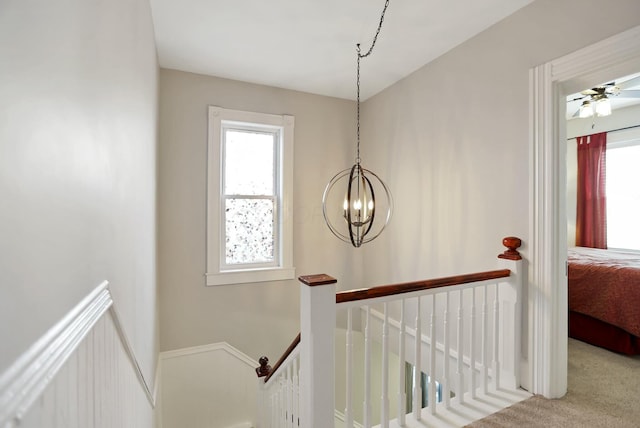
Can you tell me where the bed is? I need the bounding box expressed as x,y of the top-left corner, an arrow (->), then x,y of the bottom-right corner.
568,246 -> 640,355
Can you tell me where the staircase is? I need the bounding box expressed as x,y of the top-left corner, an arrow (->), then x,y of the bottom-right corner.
256,237 -> 531,427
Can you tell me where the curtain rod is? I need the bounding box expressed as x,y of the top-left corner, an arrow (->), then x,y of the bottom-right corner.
567,123 -> 640,140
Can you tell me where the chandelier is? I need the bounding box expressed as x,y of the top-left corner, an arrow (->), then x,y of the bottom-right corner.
322,0 -> 393,248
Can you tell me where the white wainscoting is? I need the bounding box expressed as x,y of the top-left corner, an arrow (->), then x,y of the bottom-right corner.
159,343 -> 257,428
0,281 -> 156,428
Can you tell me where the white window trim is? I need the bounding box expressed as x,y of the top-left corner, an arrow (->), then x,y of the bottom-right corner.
206,106 -> 295,286
606,134 -> 640,252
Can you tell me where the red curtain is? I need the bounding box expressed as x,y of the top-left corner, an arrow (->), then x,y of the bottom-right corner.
575,132 -> 607,248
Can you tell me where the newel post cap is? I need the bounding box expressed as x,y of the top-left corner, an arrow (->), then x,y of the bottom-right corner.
255,356 -> 271,378
499,236 -> 522,260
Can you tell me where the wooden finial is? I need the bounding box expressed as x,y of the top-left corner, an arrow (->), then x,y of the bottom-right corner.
499,236 -> 522,260
255,356 -> 272,378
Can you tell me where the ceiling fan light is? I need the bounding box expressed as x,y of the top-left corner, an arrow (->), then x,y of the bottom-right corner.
595,97 -> 611,116
579,101 -> 593,118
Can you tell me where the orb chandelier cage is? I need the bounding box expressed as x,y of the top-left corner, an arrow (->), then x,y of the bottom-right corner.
322,165 -> 393,247
322,0 -> 393,248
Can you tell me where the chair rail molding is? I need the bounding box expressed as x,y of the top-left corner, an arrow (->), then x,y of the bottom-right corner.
0,281 -> 156,426
529,24 -> 640,398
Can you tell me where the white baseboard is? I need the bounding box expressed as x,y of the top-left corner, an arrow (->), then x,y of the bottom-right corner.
225,423 -> 253,428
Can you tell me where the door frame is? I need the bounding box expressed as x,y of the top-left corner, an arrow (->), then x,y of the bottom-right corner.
529,24 -> 640,398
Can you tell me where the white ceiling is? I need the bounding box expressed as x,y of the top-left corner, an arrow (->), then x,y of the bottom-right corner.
150,0 -> 533,100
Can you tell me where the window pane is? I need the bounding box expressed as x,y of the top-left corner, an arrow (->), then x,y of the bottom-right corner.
225,198 -> 275,265
607,144 -> 640,250
224,129 -> 274,195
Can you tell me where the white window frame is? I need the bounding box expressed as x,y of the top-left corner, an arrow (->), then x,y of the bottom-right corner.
206,106 -> 295,286
606,130 -> 640,252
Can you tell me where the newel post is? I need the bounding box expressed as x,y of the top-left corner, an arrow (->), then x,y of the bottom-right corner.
497,236 -> 524,390
298,274 -> 336,428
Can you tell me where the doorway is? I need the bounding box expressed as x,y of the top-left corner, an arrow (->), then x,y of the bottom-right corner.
529,24 -> 640,398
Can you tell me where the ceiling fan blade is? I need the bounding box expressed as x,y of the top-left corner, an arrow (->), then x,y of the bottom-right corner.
567,100 -> 582,118
617,75 -> 640,90
568,95 -> 586,103
616,89 -> 640,98
581,89 -> 598,95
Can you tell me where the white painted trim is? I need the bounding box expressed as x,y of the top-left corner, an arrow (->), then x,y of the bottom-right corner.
206,267 -> 296,286
206,106 -> 295,287
160,342 -> 257,369
224,423 -> 254,428
0,281 -> 157,426
108,304 -> 157,406
529,24 -> 640,398
0,282 -> 111,425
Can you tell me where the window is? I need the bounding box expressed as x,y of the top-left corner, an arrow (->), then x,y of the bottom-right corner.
607,139 -> 640,251
403,361 -> 447,413
206,106 -> 294,285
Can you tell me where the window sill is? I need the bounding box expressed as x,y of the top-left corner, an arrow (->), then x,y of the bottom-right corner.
205,267 -> 296,286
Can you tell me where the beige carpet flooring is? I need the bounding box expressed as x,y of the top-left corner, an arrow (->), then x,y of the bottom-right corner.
467,338 -> 640,427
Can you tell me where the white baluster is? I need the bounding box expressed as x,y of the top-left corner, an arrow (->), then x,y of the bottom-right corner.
346,308 -> 354,428
271,392 -> 276,428
398,299 -> 406,426
293,357 -> 299,428
482,285 -> 489,394
456,290 -> 464,404
443,291 -> 451,408
413,297 -> 422,421
493,283 -> 501,390
381,303 -> 390,428
429,295 -> 437,415
364,305 -> 372,428
470,287 -> 477,399
287,364 -> 293,427
280,378 -> 285,426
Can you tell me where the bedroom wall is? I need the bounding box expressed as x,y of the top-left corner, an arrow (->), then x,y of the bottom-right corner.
566,104 -> 640,245
158,69 -> 358,360
0,0 -> 159,404
359,0 -> 640,284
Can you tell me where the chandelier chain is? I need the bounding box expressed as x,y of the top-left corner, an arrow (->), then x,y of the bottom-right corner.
356,0 -> 390,164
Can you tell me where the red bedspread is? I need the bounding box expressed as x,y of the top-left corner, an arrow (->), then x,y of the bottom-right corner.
568,247 -> 640,338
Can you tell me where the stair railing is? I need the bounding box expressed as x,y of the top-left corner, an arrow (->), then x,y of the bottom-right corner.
257,237 -> 524,428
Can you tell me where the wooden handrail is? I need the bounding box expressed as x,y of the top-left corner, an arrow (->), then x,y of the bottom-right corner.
335,236 -> 521,304
335,269 -> 511,304
257,237 -> 521,380
256,333 -> 301,383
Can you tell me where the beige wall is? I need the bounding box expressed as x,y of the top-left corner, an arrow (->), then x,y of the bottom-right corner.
0,0 -> 159,384
359,0 -> 640,286
158,0 -> 640,363
158,69 -> 358,359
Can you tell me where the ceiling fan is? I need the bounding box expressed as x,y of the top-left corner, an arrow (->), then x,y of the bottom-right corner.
567,74 -> 640,119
